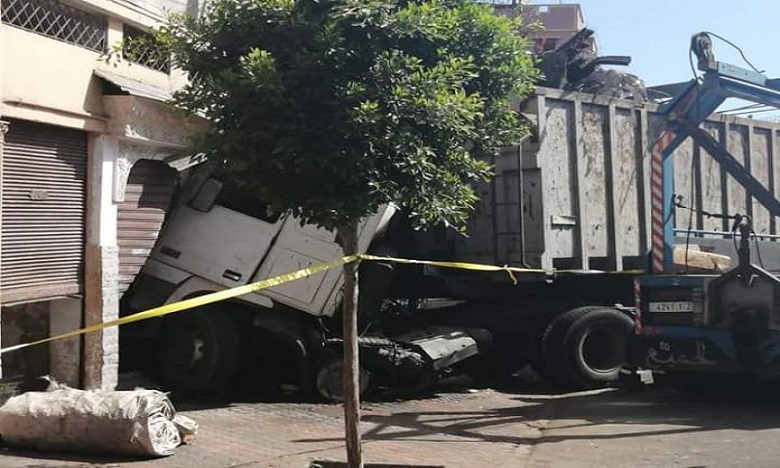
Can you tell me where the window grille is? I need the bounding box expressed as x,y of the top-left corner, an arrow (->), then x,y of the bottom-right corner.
123,25 -> 170,73
1,0 -> 107,52
477,0 -> 524,4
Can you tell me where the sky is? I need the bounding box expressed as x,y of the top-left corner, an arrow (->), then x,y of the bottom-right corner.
536,0 -> 780,88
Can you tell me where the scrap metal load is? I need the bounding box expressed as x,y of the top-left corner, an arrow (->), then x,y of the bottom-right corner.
536,28 -> 647,100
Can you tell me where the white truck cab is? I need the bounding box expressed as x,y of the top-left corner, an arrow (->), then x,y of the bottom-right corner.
121,178 -> 488,400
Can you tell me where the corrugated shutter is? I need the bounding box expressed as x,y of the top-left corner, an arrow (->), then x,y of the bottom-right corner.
1,119 -> 87,303
118,159 -> 177,292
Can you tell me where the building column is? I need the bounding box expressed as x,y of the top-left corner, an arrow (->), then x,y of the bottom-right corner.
0,121 -> 7,379
83,135 -> 120,389
49,298 -> 82,387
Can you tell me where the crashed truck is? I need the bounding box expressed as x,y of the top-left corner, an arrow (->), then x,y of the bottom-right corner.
120,74 -> 780,399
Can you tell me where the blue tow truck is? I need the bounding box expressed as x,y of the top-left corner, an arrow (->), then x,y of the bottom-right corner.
631,32 -> 780,383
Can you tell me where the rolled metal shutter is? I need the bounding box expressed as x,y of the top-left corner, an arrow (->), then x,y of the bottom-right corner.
1,119 -> 87,304
117,159 -> 177,292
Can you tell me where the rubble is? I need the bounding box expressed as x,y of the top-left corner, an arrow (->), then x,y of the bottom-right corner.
536,27 -> 648,101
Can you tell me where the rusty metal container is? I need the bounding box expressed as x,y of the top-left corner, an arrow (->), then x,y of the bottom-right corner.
450,87 -> 780,271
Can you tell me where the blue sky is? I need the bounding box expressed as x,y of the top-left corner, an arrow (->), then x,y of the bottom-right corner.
537,0 -> 780,87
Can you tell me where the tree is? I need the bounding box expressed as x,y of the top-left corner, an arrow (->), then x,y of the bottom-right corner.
132,1 -> 537,465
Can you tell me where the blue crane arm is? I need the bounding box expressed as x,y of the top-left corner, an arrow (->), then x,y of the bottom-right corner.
649,32 -> 780,273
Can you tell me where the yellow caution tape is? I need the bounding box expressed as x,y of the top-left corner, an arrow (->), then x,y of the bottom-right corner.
359,254 -> 546,282
0,254 -> 643,354
359,254 -> 643,282
0,255 -> 359,355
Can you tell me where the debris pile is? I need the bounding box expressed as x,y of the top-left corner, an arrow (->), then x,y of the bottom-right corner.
537,27 -> 648,101
574,68 -> 648,101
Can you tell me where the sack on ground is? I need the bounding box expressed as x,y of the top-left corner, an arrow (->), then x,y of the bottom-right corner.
0,387 -> 181,457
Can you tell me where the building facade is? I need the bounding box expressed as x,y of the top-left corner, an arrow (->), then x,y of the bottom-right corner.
0,0 -> 204,388
491,2 -> 585,52
526,3 -> 584,52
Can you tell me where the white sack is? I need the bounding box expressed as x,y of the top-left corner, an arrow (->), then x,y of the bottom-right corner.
0,387 -> 181,457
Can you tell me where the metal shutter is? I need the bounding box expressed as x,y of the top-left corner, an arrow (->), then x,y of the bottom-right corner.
117,159 -> 177,292
1,119 -> 87,304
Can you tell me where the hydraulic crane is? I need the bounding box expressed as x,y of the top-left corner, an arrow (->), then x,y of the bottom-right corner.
632,32 -> 780,380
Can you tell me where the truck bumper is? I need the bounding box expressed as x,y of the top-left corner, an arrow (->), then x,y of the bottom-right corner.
631,326 -> 780,378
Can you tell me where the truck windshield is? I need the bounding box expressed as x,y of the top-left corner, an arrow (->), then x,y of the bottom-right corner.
215,185 -> 281,223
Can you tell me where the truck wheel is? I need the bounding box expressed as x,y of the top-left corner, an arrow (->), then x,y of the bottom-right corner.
315,360 -> 370,403
541,306 -> 633,390
158,308 -> 241,394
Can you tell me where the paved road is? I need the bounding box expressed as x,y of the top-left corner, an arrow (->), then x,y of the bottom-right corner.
527,383 -> 780,468
1,379 -> 779,467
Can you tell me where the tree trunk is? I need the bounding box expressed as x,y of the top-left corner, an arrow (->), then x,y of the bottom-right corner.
339,221 -> 363,468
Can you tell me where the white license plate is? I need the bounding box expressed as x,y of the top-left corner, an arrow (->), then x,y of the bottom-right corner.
648,301 -> 694,313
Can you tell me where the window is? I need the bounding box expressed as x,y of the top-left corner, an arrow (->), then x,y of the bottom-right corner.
1,0 -> 107,52
123,25 -> 171,73
534,38 -> 558,53
216,185 -> 281,224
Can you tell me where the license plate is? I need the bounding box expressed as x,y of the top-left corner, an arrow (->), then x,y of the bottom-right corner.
647,301 -> 694,313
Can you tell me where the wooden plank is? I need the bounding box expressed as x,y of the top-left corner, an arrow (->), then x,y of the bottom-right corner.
673,245 -> 731,273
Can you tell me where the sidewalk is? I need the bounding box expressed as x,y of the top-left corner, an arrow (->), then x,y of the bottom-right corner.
0,389 -> 553,468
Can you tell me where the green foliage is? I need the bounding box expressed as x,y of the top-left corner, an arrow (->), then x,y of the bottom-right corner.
144,0 -> 538,231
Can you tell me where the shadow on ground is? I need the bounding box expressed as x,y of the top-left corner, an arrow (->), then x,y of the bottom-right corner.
0,446 -> 155,465
292,373 -> 780,449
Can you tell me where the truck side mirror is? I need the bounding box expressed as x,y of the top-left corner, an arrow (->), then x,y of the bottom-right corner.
188,178 -> 223,212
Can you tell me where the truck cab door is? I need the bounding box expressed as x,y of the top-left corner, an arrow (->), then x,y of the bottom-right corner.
252,206 -> 395,317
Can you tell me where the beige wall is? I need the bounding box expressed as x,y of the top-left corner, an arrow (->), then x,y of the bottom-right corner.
1,0 -> 183,132
2,26 -> 107,131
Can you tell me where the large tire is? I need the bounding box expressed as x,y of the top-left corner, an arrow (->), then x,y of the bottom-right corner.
158,307 -> 241,394
540,306 -> 633,390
